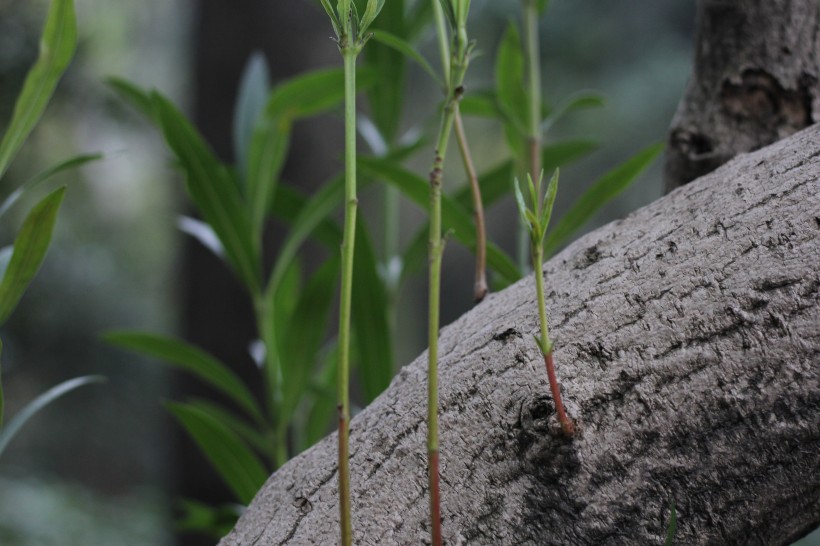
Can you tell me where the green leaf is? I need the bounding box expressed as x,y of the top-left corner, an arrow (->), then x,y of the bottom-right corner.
405,0 -> 433,41
304,344 -> 338,449
166,402 -> 268,505
266,174 -> 345,296
183,398 -> 270,458
0,375 -> 104,459
104,331 -> 265,424
106,77 -> 157,122
359,0 -> 386,34
352,219 -> 393,401
459,91 -> 500,118
280,256 -> 340,422
494,24 -> 528,136
438,0 -> 457,30
0,187 -> 65,326
358,156 -> 520,285
544,142 -> 664,257
541,90 -> 605,135
233,53 -> 270,179
513,178 -> 531,230
0,153 -> 102,219
270,183 -> 343,249
318,0 -> 341,36
364,0 -> 406,142
0,0 -> 77,180
370,30 -> 442,87
152,93 -> 260,293
262,67 -> 377,122
539,168 -> 559,239
177,499 -> 242,539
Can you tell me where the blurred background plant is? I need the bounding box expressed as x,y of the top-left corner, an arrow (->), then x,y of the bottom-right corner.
2,1 -> 817,546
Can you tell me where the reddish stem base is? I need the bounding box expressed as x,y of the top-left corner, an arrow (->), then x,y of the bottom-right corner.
544,352 -> 575,437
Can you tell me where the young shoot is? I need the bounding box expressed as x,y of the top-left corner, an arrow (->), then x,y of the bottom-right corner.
514,168 -> 575,437
319,1 -> 385,545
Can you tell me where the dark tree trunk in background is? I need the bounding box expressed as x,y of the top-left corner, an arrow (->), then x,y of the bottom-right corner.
221,124 -> 820,545
178,2 -> 335,545
664,0 -> 819,191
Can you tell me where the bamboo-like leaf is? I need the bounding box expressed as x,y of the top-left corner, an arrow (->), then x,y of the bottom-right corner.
105,331 -> 265,424
266,174 -> 345,296
0,0 -> 77,180
541,90 -> 605,135
539,168 -> 559,239
358,156 -> 520,284
370,30 -> 442,87
0,187 -> 65,326
233,53 -> 270,179
319,0 -> 341,36
494,24 -> 528,136
438,0 -> 457,29
0,375 -> 104,458
513,178 -> 531,230
0,153 -> 101,220
304,345 -> 338,449
544,142 -> 664,257
166,402 -> 268,505
459,91 -> 500,118
270,184 -> 343,249
364,0 -> 406,143
352,219 -> 393,401
152,93 -> 260,293
106,77 -> 156,122
0,247 -> 11,281
405,0 -> 433,41
177,216 -> 224,258
184,398 -> 270,459
281,256 -> 340,422
359,0 -> 386,34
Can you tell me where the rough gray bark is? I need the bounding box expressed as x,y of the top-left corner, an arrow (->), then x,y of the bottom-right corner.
221,124 -> 820,545
664,0 -> 820,191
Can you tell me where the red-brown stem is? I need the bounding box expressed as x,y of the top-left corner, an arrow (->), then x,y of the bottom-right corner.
337,405 -> 351,543
454,109 -> 488,303
544,352 -> 575,436
428,448 -> 442,546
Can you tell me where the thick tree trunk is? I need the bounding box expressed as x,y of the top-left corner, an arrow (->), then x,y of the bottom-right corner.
221,125 -> 820,545
664,0 -> 820,191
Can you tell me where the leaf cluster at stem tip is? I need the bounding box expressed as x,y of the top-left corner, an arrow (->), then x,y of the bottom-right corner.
514,168 -> 559,248
319,0 -> 385,51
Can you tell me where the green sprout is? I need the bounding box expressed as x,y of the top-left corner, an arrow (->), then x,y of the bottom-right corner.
319,1 -> 385,545
514,168 -> 575,436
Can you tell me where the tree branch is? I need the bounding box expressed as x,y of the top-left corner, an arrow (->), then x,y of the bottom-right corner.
222,124 -> 820,545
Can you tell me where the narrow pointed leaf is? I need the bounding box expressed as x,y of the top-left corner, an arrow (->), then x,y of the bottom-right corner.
541,90 -> 605,135
513,178 -> 531,229
319,0 -> 341,36
494,24 -> 528,135
106,77 -> 157,122
540,168 -> 559,233
665,502 -> 677,546
0,153 -> 101,220
280,257 -> 339,423
352,219 -> 393,401
184,398 -> 270,458
0,375 -> 104,458
0,0 -> 77,180
233,53 -> 270,178
370,30 -> 442,87
178,216 -> 224,258
359,0 -> 385,34
544,142 -> 664,257
459,91 -> 500,118
0,187 -> 65,326
152,93 -> 260,292
364,0 -> 406,142
166,402 -> 268,505
105,331 -> 265,424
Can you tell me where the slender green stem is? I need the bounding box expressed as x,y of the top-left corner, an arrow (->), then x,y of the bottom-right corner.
337,47 -> 359,546
524,0 -> 542,184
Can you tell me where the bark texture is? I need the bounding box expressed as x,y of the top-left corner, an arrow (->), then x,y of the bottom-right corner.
222,124 -> 820,545
664,0 -> 820,191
